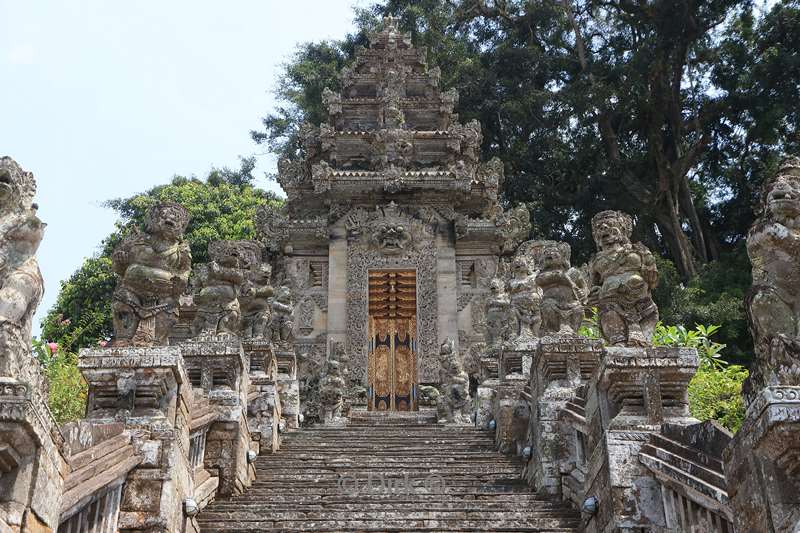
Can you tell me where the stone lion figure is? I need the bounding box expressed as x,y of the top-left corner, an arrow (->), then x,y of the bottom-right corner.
111,202 -> 191,346
745,156 -> 800,396
535,240 -> 588,335
0,157 -> 45,381
588,210 -> 658,346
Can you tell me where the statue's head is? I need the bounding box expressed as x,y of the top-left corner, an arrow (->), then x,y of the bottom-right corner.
375,222 -> 411,253
592,210 -> 633,250
209,240 -> 246,268
440,337 -> 455,356
0,157 -> 36,217
489,277 -> 505,295
763,156 -> 800,222
144,202 -> 189,242
511,255 -> 532,277
541,241 -> 571,270
275,285 -> 292,303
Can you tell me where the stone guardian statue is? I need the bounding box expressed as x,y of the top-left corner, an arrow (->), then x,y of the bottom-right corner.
587,210 -> 658,346
0,157 -> 45,381
535,241 -> 588,335
745,155 -> 800,398
111,202 -> 191,346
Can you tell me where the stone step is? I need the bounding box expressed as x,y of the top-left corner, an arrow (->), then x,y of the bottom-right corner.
197,518 -> 578,532
198,416 -> 579,532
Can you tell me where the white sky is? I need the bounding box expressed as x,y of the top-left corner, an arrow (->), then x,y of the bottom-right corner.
0,1 -> 365,335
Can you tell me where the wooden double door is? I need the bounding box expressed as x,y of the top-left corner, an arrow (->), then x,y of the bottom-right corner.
367,270 -> 417,411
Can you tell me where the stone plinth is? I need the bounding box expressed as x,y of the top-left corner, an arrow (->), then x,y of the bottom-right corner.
596,346 -> 698,428
248,376 -> 280,453
527,337 -> 601,495
0,378 -> 66,532
581,346 -> 699,532
181,339 -> 253,497
724,386 -> 800,532
242,339 -> 276,377
275,345 -> 300,429
492,375 -> 529,454
79,346 -> 193,533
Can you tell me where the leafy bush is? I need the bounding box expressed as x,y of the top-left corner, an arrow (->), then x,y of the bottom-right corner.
653,323 -> 728,370
688,365 -> 748,433
33,339 -> 88,425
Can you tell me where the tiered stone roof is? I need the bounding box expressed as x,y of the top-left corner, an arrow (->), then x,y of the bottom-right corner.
277,16 -> 503,216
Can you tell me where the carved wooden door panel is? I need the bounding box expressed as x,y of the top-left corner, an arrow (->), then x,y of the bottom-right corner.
367,270 -> 417,411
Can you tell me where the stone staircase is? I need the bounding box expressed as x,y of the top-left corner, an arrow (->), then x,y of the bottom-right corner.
198,410 -> 581,532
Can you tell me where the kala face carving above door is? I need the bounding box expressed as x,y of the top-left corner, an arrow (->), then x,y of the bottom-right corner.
367,270 -> 417,411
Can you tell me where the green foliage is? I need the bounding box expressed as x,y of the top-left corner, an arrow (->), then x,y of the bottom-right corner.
688,365 -> 748,433
41,171 -> 283,351
653,323 -> 728,370
658,249 -> 752,364
33,339 -> 88,425
577,307 -> 600,340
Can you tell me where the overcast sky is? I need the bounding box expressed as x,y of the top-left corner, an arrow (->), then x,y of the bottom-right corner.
0,1 -> 364,335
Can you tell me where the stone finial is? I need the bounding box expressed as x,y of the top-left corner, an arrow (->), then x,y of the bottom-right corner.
0,157 -> 45,381
111,201 -> 191,347
744,155 -> 800,401
587,210 -> 658,346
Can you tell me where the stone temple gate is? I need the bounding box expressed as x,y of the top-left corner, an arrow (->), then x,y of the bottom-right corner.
260,17 -> 529,409
4,15 -> 800,533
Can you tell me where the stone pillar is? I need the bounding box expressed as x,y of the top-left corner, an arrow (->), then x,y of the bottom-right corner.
582,346 -> 698,532
79,347 -> 193,533
0,378 -> 67,532
181,339 -> 253,497
436,231 -> 460,361
527,336 -> 601,495
492,374 -> 529,454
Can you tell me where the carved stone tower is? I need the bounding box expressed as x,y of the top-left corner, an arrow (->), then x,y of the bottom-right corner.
259,17 -> 529,411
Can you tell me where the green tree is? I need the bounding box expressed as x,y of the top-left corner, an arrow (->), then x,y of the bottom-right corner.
41,169 -> 282,351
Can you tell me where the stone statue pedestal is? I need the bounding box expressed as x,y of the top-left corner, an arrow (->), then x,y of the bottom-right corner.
79,346 -> 192,532
274,344 -> 300,429
493,374 -> 529,455
0,377 -> 66,532
582,346 -> 698,532
724,385 -> 800,532
527,337 -> 601,495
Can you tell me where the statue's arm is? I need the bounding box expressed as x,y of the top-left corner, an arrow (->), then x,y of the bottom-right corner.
0,267 -> 43,324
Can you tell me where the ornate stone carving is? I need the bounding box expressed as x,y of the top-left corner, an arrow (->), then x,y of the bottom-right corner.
345,204 -> 440,383
111,201 -> 191,347
437,338 -> 471,424
508,255 -> 542,341
192,241 -> 247,337
588,210 -> 658,346
486,278 -> 515,350
744,155 -> 800,402
318,350 -> 346,425
535,241 -> 588,335
240,253 -> 274,339
266,286 -> 294,344
255,206 -> 288,253
0,157 -> 45,382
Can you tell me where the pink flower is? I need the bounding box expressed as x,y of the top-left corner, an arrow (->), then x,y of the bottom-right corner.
98,340 -> 108,347
60,318 -> 71,327
47,342 -> 58,354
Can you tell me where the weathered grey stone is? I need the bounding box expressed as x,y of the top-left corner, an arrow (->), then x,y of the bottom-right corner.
111,202 -> 191,347
588,210 -> 659,347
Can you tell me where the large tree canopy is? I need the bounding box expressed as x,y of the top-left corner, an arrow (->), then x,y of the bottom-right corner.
251,0 -> 799,361
41,160 -> 281,352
